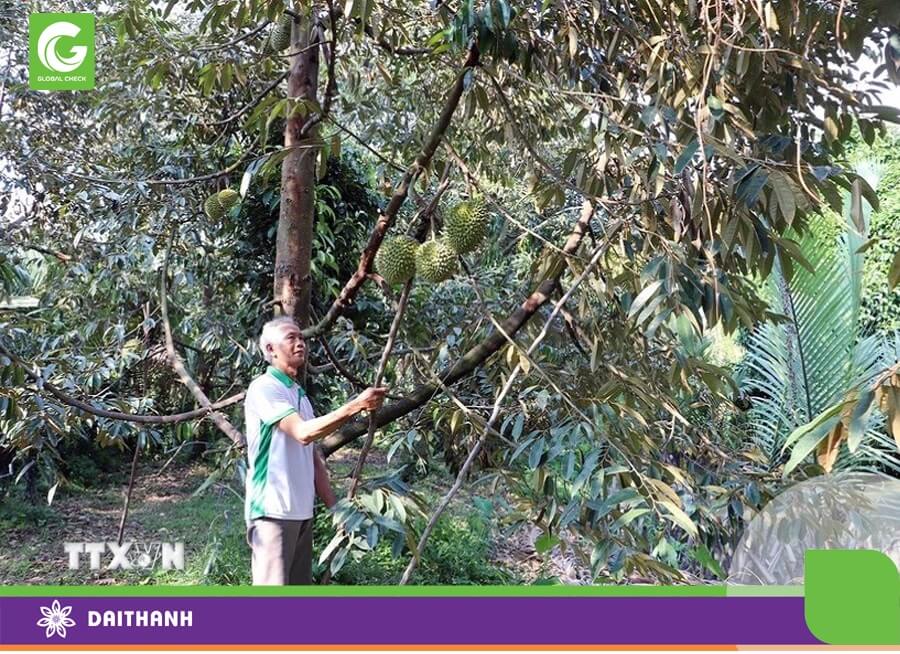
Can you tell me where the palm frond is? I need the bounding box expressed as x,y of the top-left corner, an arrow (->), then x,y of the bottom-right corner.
740,159 -> 898,473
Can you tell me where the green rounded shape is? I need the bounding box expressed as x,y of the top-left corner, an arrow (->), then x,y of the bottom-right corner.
270,15 -> 292,51
416,239 -> 458,283
204,193 -> 225,220
217,189 -> 240,210
375,236 -> 418,286
445,197 -> 489,254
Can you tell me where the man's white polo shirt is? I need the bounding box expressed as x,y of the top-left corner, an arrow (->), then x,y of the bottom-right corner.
244,366 -> 316,524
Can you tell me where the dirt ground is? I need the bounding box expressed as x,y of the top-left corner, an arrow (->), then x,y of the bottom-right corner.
1,455 -> 594,586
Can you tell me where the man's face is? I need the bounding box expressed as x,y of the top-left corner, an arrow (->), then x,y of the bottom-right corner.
270,324 -> 306,368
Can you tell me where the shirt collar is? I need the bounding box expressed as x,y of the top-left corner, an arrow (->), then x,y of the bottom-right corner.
266,366 -> 306,397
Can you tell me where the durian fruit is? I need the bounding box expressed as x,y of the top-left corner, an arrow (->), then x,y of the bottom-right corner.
375,236 -> 418,286
268,14 -> 293,52
445,196 -> 490,254
415,238 -> 458,284
204,189 -> 240,220
217,189 -> 240,210
204,193 -> 225,220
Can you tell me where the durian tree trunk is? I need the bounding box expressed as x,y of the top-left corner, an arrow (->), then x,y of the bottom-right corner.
274,10 -> 320,331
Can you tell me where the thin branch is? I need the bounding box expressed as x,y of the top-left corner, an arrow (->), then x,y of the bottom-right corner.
116,437 -> 141,546
0,339 -> 245,425
400,201 -> 606,584
326,118 -> 406,173
54,135 -> 261,187
407,170 -> 453,241
322,199 -> 605,455
346,279 -> 413,498
201,72 -> 288,128
195,20 -> 270,52
3,240 -> 72,262
362,23 -> 432,56
315,335 -> 367,389
160,234 -> 245,445
303,44 -> 479,340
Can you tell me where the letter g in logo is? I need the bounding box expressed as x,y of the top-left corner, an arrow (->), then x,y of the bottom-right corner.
37,21 -> 87,73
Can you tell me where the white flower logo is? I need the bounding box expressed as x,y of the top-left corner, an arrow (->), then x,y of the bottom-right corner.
37,600 -> 75,639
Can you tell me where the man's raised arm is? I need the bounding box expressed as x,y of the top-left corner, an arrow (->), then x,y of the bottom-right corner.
278,387 -> 386,445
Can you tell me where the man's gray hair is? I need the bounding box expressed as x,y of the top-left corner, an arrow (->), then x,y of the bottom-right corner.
258,316 -> 299,363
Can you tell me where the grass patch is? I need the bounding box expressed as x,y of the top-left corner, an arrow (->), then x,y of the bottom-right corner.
322,511 -> 512,585
1,457 -> 516,586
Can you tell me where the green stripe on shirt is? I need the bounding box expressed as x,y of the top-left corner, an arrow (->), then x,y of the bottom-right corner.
248,407 -> 296,520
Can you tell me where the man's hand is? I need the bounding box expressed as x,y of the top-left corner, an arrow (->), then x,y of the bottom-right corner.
354,387 -> 387,413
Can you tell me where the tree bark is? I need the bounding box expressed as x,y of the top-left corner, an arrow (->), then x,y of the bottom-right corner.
321,202 -> 608,456
274,10 -> 320,329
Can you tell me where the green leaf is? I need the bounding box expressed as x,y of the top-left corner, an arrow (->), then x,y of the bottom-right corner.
775,237 -> 815,274
850,179 -> 865,234
769,172 -> 796,225
675,139 -> 699,175
782,413 -> 843,476
627,279 -> 663,319
707,95 -> 724,120
823,114 -> 839,143
692,543 -> 725,579
847,389 -> 875,453
534,533 -> 561,554
889,248 -> 900,290
660,500 -> 698,538
611,507 -> 651,530
782,401 -> 844,452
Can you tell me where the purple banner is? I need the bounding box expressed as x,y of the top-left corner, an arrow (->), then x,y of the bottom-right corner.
0,596 -> 819,646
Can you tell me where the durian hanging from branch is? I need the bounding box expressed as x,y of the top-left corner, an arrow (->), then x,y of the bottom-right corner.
444,195 -> 489,255
416,238 -> 458,283
265,13 -> 293,53
374,236 -> 418,286
203,188 -> 241,220
373,193 -> 492,288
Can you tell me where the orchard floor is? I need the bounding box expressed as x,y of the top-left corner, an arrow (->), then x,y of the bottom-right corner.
0,447 -> 592,586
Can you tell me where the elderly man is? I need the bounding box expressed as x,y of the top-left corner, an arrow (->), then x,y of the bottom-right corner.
244,316 -> 386,585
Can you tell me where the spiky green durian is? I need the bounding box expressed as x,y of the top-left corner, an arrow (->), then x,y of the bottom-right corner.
204,193 -> 225,220
415,239 -> 458,283
269,14 -> 293,52
217,189 -> 240,210
445,196 -> 490,254
375,236 -> 418,286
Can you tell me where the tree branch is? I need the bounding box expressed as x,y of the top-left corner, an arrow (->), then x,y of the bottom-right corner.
322,201 -> 615,455
299,0 -> 339,139
160,235 -> 245,445
407,167 -> 453,242
303,45 -> 479,340
54,135 -> 261,187
201,72 -> 289,128
195,20 -> 270,52
2,239 -> 72,262
362,22 -> 432,56
400,200 -> 606,584
0,339 -> 244,425
346,279 -> 413,498
326,118 -> 406,173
